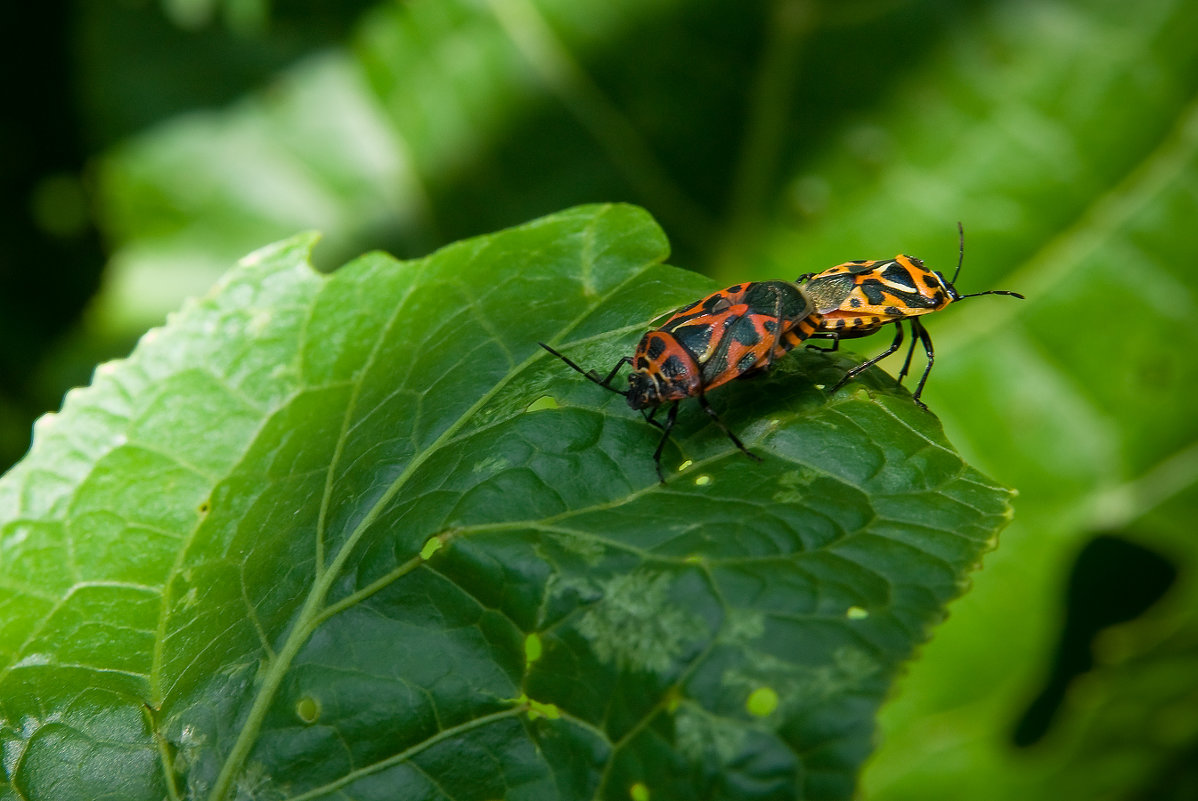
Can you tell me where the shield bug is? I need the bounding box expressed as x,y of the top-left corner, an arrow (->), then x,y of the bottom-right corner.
798,224 -> 1023,407
540,280 -> 821,482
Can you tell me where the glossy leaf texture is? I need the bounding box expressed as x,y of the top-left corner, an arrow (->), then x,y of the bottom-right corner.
0,205 -> 1012,800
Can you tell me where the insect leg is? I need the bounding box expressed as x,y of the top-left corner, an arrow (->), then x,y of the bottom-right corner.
651,402 -> 679,483
896,324 -> 921,386
830,322 -> 904,393
697,393 -> 761,463
641,405 -> 667,431
805,333 -> 841,353
908,318 -> 935,409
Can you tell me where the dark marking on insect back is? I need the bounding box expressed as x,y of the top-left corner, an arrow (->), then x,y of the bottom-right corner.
749,280 -> 813,319
668,321 -> 714,368
861,280 -> 888,306
732,322 -> 762,346
881,261 -> 918,290
661,354 -> 687,378
645,335 -> 667,360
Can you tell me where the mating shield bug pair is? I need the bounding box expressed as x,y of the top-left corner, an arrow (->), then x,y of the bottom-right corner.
541,226 -> 1022,481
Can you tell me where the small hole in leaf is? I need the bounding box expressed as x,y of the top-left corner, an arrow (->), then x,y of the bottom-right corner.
295,695 -> 321,724
630,782 -> 650,801
525,395 -> 559,412
694,475 -> 712,487
524,633 -> 543,665
746,686 -> 779,717
846,606 -> 869,620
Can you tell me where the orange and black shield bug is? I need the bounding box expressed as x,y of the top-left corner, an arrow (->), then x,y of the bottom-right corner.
541,280 -> 821,482
798,224 -> 1023,407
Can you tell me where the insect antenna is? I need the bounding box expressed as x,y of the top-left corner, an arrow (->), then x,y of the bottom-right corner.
949,221 -> 966,285
539,343 -> 630,398
948,222 -> 1025,301
958,289 -> 1025,300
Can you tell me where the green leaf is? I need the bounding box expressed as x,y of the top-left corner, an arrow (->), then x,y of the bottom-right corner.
0,205 -> 1011,799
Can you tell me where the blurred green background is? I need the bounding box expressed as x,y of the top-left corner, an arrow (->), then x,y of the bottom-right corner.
2,0 -> 1195,798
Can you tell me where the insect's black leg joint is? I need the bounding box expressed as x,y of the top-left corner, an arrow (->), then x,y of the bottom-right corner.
909,318 -> 935,408
651,403 -> 679,483
830,322 -> 904,393
806,334 -> 840,353
697,394 -> 761,462
897,322 -> 921,385
642,406 -> 667,431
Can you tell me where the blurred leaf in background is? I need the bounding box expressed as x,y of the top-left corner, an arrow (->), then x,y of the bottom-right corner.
2,0 -> 1196,797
